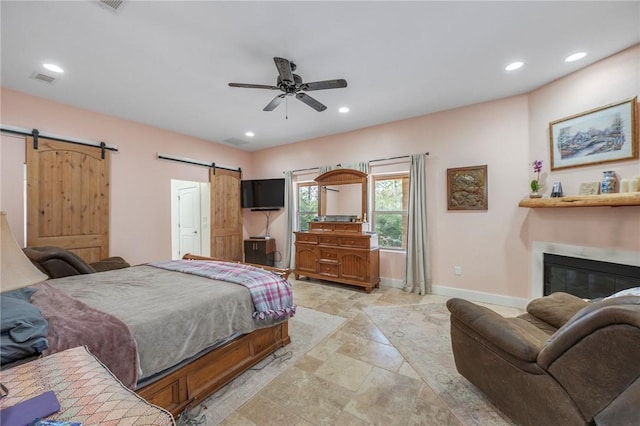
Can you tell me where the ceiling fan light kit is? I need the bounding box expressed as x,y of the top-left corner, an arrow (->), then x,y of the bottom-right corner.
229,57 -> 347,112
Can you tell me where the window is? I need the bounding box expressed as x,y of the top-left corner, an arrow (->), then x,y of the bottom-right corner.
297,183 -> 318,231
373,175 -> 409,249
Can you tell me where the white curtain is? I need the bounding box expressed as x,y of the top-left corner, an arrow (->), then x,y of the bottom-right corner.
283,171 -> 295,268
403,153 -> 431,294
319,162 -> 369,174
349,161 -> 369,174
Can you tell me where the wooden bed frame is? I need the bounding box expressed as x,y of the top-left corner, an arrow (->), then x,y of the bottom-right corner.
136,254 -> 292,417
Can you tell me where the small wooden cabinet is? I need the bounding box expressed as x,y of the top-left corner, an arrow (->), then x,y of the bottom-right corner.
244,238 -> 275,266
294,224 -> 380,293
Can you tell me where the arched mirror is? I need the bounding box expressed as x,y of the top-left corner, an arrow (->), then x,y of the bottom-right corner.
315,169 -> 367,221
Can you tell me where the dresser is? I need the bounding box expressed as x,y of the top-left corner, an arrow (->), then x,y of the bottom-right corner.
294,222 -> 379,292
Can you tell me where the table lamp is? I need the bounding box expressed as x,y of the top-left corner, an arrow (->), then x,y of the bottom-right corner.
0,211 -> 47,292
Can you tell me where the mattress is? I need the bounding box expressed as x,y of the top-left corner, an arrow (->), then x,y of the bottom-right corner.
45,265 -> 281,380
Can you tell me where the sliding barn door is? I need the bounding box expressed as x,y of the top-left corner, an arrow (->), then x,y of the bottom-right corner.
209,168 -> 242,261
26,137 -> 110,263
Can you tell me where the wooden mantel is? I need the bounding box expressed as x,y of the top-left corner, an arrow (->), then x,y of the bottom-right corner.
518,192 -> 640,208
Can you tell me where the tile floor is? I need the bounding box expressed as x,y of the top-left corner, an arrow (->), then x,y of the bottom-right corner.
219,279 -> 523,426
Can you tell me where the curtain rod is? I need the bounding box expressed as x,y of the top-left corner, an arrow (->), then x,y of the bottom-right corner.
0,124 -> 118,153
286,152 -> 429,173
288,165 -> 335,174
157,153 -> 241,173
369,152 -> 429,163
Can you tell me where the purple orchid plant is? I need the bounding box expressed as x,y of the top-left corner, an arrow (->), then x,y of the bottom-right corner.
531,160 -> 543,192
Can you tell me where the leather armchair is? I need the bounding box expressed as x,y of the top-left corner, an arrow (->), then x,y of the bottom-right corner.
447,292 -> 640,426
23,246 -> 130,279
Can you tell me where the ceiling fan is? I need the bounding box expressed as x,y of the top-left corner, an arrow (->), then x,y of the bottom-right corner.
228,57 -> 347,112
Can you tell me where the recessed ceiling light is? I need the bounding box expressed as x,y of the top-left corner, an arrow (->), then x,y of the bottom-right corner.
505,61 -> 524,71
565,52 -> 587,62
338,107 -> 350,113
245,131 -> 254,137
43,63 -> 64,73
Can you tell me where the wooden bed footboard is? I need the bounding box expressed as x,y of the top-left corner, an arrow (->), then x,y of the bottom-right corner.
137,254 -> 292,418
182,253 -> 292,280
137,321 -> 290,417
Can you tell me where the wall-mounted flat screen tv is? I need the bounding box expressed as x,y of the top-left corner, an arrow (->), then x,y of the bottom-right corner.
241,178 -> 285,209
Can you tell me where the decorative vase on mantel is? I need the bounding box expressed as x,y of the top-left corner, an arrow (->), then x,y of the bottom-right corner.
529,191 -> 542,199
600,171 -> 617,194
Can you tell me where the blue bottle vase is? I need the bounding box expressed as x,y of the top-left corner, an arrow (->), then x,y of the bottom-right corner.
600,171 -> 617,194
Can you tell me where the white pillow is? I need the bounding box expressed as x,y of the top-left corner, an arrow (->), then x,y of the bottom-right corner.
604,287 -> 640,299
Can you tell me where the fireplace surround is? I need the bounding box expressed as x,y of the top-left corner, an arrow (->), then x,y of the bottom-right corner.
531,241 -> 640,299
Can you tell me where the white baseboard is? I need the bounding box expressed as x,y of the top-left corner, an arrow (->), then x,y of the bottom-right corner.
430,285 -> 529,309
379,278 -> 529,310
380,277 -> 405,289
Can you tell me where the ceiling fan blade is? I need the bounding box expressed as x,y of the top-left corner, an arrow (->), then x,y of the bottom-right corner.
228,83 -> 278,90
273,57 -> 294,84
300,79 -> 348,91
263,94 -> 286,111
296,92 -> 327,112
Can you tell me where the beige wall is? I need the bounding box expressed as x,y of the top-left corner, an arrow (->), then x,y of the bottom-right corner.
1,44 -> 638,303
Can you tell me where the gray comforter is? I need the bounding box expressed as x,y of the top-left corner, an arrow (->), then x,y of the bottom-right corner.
46,265 -> 278,380
30,282 -> 139,389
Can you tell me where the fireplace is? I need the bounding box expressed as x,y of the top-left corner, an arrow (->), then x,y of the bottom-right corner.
531,242 -> 640,299
544,253 -> 640,299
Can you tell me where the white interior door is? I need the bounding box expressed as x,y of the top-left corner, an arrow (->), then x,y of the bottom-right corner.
178,185 -> 201,257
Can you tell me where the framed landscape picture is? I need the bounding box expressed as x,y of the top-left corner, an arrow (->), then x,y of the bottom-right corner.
447,165 -> 487,210
549,97 -> 638,170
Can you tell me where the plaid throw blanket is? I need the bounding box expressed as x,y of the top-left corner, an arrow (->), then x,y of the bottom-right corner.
149,260 -> 296,320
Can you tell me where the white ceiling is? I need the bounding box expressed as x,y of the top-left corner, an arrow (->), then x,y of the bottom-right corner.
1,1 -> 639,152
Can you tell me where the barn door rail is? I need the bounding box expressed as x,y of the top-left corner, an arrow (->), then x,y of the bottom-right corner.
156,153 -> 241,174
1,124 -> 118,159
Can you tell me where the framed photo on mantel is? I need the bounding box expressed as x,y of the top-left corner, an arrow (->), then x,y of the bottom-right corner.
549,97 -> 638,170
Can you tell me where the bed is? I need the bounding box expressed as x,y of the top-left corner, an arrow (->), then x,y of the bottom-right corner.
1,253 -> 294,418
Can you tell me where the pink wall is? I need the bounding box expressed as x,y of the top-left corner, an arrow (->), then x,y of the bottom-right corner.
0,133 -> 26,246
0,88 -> 252,265
2,44 -> 638,300
523,45 -> 640,286
528,46 -> 640,203
252,96 -> 531,297
251,45 -> 640,299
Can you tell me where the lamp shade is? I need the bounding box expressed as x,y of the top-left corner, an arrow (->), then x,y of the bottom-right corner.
1,211 -> 47,292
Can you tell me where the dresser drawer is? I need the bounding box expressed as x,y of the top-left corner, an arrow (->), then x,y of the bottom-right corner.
319,248 -> 338,261
309,222 -> 363,233
332,223 -> 361,233
295,233 -> 318,244
318,235 -> 339,245
339,237 -> 369,249
318,262 -> 339,277
309,222 -> 334,231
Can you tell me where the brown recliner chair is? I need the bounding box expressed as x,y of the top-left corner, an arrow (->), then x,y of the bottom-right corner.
23,246 -> 130,279
447,292 -> 640,426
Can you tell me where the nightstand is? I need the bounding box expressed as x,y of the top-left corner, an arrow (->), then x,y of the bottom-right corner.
244,238 -> 276,266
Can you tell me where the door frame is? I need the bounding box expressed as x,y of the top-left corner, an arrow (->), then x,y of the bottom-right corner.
171,179 -> 210,259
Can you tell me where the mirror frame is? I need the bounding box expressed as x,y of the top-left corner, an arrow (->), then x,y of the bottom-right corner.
315,169 -> 367,221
